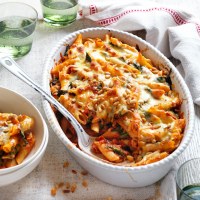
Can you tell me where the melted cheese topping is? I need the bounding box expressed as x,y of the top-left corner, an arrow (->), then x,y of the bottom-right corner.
0,127 -> 9,145
0,113 -> 35,169
50,34 -> 185,166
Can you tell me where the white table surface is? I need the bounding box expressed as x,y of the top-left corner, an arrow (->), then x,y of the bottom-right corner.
0,1 -> 200,200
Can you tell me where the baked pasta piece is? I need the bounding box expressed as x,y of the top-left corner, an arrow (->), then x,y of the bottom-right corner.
50,33 -> 185,166
0,113 -> 35,168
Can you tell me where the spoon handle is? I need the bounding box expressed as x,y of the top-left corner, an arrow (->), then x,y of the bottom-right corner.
0,55 -> 90,146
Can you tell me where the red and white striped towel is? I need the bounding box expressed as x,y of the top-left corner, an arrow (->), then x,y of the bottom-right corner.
80,0 -> 200,106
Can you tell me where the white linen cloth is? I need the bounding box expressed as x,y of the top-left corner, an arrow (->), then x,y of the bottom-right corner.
79,0 -> 200,106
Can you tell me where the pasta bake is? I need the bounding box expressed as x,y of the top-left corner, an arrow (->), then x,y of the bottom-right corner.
0,113 -> 35,168
50,33 -> 185,166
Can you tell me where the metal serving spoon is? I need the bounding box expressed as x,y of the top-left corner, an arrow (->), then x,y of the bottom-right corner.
0,54 -> 95,156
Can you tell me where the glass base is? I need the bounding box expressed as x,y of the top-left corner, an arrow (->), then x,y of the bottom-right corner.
43,17 -> 76,27
0,45 -> 32,59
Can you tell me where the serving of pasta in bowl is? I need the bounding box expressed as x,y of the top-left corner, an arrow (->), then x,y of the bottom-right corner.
43,28 -> 194,187
0,87 -> 48,186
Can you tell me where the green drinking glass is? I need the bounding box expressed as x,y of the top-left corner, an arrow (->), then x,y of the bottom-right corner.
0,2 -> 38,59
176,158 -> 200,200
40,0 -> 78,27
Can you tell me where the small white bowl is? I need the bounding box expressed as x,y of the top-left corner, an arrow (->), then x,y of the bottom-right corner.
0,87 -> 48,186
0,126 -> 48,187
43,28 -> 194,187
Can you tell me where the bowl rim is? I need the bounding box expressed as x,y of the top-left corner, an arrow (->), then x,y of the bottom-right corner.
42,27 -> 195,171
0,86 -> 49,174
